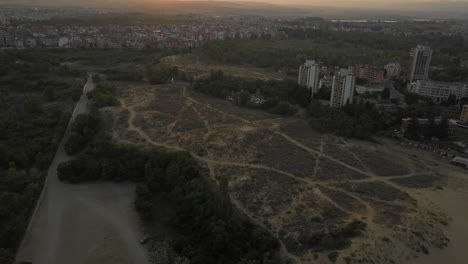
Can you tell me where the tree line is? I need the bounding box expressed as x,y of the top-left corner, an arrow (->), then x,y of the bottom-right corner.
193,70 -> 308,115
0,50 -> 85,263
58,135 -> 281,264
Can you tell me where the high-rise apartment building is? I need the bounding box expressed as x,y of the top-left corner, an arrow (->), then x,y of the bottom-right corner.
330,69 -> 355,108
298,60 -> 320,98
408,45 -> 432,83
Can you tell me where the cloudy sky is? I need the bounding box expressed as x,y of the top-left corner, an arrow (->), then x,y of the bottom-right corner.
4,0 -> 468,9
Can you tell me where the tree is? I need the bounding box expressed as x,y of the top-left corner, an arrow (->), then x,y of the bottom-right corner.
209,70 -> 224,81
92,74 -> 102,83
423,116 -> 437,140
270,101 -> 297,115
171,66 -> 179,77
236,90 -> 250,106
315,86 -> 331,100
43,87 -> 55,101
381,88 -> 390,99
23,96 -> 43,114
405,117 -> 421,140
446,94 -> 457,106
404,93 -> 420,105
437,116 -> 449,140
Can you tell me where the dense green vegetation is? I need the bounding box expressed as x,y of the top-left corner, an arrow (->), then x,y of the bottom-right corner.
0,165 -> 44,264
88,82 -> 119,108
31,13 -> 213,27
430,67 -> 468,82
199,29 -> 467,81
7,49 -> 185,84
194,70 -> 307,115
405,116 -> 450,141
146,64 -> 179,84
298,220 -> 367,252
0,51 -> 83,263
58,136 -> 280,264
308,101 -> 397,139
102,69 -> 144,82
64,111 -> 101,155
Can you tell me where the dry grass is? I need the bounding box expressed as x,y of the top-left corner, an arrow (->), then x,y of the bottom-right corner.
104,82 -> 457,264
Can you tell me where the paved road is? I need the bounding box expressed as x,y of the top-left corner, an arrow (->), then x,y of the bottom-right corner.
384,78 -> 405,101
16,76 -> 149,264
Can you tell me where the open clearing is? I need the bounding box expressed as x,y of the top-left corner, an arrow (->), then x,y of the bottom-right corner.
161,54 -> 285,80
103,81 -> 468,264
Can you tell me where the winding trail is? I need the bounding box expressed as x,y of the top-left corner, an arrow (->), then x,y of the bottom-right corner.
114,82 -> 453,262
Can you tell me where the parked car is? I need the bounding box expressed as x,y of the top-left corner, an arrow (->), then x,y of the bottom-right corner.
139,236 -> 150,245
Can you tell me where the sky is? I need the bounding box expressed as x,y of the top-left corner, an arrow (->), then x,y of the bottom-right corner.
3,0 -> 468,11
232,0 -> 468,8
115,0 -> 468,8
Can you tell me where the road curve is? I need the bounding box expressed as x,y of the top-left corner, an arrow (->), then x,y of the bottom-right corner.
16,76 -> 149,264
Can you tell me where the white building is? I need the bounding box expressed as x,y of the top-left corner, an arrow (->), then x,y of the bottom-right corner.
408,45 -> 432,83
58,37 -> 69,48
384,62 -> 401,78
0,14 -> 6,25
298,60 -> 320,98
330,69 -> 356,108
414,80 -> 468,103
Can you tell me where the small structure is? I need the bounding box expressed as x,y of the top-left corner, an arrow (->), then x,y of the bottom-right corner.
384,62 -> 401,78
450,156 -> 468,169
352,64 -> 385,82
460,105 -> 468,124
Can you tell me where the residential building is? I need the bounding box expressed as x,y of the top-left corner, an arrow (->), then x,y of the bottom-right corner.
58,37 -> 69,48
460,105 -> 468,123
330,69 -> 356,108
298,60 -> 320,98
352,64 -> 385,82
0,14 -> 6,25
408,45 -> 432,83
384,62 -> 401,77
401,118 -> 456,134
414,80 -> 468,103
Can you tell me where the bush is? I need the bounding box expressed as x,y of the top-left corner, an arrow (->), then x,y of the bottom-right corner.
268,101 -> 298,115
88,82 -> 118,107
57,138 -> 281,264
298,220 -> 367,251
194,74 -> 308,115
64,111 -> 101,155
148,65 -> 178,84
328,252 -> 339,263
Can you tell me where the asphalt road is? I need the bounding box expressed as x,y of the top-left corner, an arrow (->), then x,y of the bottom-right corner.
16,76 -> 149,264
384,78 -> 405,101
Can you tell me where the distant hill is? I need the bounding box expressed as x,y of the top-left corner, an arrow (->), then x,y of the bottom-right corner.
1,0 -> 468,19
394,1 -> 468,12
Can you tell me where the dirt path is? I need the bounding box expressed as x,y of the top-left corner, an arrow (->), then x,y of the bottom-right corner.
16,77 -> 149,264
119,84 -> 404,259
114,83 -> 468,264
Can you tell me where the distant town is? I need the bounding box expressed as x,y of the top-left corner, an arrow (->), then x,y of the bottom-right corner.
2,6 -> 468,50
4,2 -> 468,264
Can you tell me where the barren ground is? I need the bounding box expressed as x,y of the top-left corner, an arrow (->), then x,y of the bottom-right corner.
160,54 -> 285,80
103,81 -> 468,264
